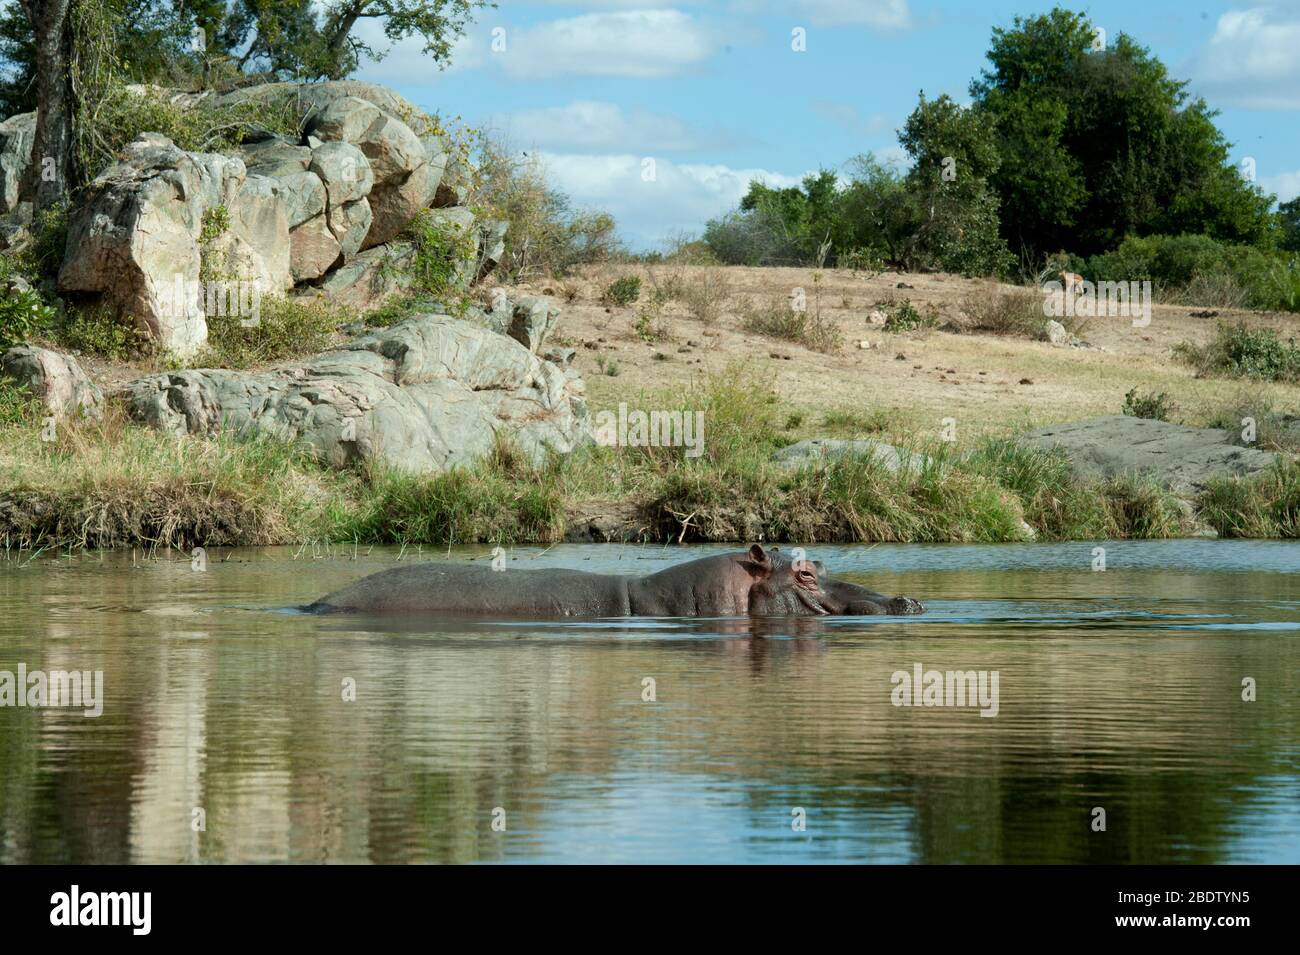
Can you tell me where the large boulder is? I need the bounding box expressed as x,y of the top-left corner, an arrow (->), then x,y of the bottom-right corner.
237,136 -> 312,179
309,140 -> 373,205
58,134 -> 292,355
315,242 -> 413,310
0,112 -> 34,214
304,93 -> 442,249
209,173 -> 293,295
1,345 -> 103,418
1021,416 -> 1281,495
506,296 -> 560,353
124,313 -> 590,472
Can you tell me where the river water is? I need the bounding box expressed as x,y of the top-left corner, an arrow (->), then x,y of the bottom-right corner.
1,540 -> 1296,864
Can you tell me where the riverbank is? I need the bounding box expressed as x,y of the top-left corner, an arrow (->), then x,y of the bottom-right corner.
4,263 -> 1300,552
2,369 -> 1296,552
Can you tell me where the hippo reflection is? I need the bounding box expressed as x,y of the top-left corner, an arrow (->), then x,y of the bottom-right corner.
307,545 -> 926,618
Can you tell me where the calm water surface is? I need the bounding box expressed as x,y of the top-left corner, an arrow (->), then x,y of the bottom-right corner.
1,540 -> 1297,863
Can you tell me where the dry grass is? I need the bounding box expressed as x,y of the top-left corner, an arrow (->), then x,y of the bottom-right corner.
514,262 -> 1300,445
0,405 -> 350,550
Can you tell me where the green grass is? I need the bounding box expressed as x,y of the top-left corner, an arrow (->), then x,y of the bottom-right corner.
1198,460 -> 1300,538
0,370 -> 1294,550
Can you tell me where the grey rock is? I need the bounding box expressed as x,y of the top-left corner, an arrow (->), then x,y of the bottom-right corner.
476,218 -> 508,281
57,134 -> 291,355
771,438 -> 931,474
238,137 -> 311,179
1,345 -> 103,418
0,112 -> 34,214
327,197 -> 372,262
124,313 -> 590,473
1042,319 -> 1084,348
316,241 -> 414,310
543,347 -> 576,368
289,213 -> 342,283
508,296 -> 560,353
0,200 -> 32,252
1021,416 -> 1280,495
271,170 -> 326,228
309,141 -> 373,206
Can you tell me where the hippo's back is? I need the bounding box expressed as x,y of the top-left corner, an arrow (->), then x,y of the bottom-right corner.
308,561 -> 630,616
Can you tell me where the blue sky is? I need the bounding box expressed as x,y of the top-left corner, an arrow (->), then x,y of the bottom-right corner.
354,1 -> 1300,249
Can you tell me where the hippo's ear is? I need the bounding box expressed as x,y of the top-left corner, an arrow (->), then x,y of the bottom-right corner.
747,544 -> 772,574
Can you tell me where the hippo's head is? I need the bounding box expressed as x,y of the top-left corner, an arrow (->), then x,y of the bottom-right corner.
743,544 -> 925,616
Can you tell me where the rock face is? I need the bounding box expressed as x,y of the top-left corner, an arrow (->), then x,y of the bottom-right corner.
1,345 -> 103,418
1021,416 -> 1280,494
0,112 -> 33,214
771,438 -> 930,474
124,313 -> 589,473
50,81 -> 495,354
57,134 -> 292,356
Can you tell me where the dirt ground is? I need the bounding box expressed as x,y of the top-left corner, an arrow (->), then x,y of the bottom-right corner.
511,263 -> 1300,442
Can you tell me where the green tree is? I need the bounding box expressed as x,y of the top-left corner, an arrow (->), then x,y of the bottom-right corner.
898,92 -> 1014,275
1280,198 -> 1300,254
971,6 -> 1276,262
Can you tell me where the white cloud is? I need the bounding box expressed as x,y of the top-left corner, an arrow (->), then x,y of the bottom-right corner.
489,101 -> 738,152
796,0 -> 912,29
496,10 -> 719,79
1190,8 -> 1300,109
537,151 -> 804,246
352,24 -> 485,85
1261,168 -> 1300,203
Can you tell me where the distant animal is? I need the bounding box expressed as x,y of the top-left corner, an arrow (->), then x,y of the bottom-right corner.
306,545 -> 927,618
1059,271 -> 1085,294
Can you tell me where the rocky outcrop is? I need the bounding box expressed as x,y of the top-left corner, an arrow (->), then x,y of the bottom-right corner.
50,81 -> 496,355
123,312 -> 589,473
1021,416 -> 1280,495
316,242 -> 415,310
1,345 -> 104,418
0,112 -> 33,214
57,134 -> 292,356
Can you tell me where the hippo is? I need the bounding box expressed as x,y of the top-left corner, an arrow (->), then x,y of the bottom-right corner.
306,545 -> 925,618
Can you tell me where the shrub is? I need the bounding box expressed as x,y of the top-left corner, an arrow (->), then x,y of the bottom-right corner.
1084,234 -> 1298,312
470,135 -> 621,278
403,210 -> 479,300
1122,388 -> 1176,421
961,282 -> 1042,336
0,285 -> 57,349
740,295 -> 843,352
679,269 -> 732,323
55,305 -> 145,359
1174,322 -> 1300,382
195,295 -> 342,369
78,84 -> 301,184
602,276 -> 641,306
880,298 -> 936,332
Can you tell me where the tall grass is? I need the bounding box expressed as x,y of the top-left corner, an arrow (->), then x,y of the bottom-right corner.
0,370 -> 1292,549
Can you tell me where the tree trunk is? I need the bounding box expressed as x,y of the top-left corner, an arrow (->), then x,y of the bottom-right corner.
19,0 -> 75,210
